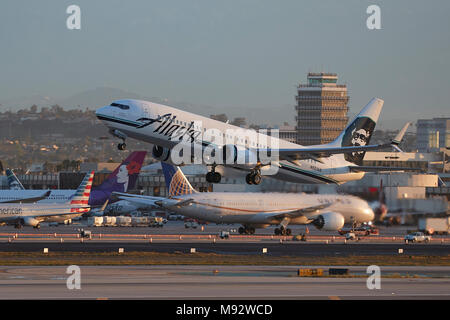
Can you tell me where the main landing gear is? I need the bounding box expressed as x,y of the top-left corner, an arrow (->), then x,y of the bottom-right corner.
246,169 -> 262,185
274,226 -> 292,236
206,165 -> 222,183
238,226 -> 255,235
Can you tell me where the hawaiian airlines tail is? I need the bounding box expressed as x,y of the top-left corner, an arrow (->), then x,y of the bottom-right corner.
96,151 -> 147,193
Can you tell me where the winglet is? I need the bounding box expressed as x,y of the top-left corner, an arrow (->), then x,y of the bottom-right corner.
390,122 -> 410,152
100,199 -> 109,212
391,122 -> 410,146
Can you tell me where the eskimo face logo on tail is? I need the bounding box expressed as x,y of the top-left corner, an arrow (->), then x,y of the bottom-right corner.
341,117 -> 375,165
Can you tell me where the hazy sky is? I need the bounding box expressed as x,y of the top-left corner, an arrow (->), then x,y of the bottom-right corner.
1,0 -> 449,129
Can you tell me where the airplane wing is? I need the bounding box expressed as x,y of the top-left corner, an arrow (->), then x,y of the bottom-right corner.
348,166 -> 424,173
114,192 -> 194,208
0,190 -> 51,204
112,191 -> 165,207
262,123 -> 410,161
264,203 -> 332,220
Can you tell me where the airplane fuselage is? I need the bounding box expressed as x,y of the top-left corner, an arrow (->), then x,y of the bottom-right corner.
164,192 -> 374,227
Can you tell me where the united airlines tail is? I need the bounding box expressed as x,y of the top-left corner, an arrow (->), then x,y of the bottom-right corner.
6,169 -> 25,190
161,162 -> 197,197
328,98 -> 384,165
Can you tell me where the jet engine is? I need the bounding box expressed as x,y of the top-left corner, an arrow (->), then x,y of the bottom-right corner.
21,217 -> 40,227
222,144 -> 259,166
312,212 -> 345,231
152,145 -> 171,162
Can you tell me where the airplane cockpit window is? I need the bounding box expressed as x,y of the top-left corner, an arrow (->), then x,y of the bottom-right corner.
110,103 -> 130,110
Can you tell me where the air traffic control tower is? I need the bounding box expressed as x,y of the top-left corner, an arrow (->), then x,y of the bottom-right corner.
295,72 -> 349,145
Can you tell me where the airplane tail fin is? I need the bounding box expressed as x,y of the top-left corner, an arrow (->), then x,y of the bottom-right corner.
329,98 -> 384,165
161,162 -> 197,197
96,151 -> 147,193
68,171 -> 94,213
6,169 -> 25,190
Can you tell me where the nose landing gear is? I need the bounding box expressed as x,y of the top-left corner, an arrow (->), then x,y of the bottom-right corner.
110,129 -> 128,151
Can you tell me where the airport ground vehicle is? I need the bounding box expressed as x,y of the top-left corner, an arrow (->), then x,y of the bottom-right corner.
103,216 -> 117,227
404,232 -> 431,243
219,231 -> 230,239
185,219 -> 199,229
78,228 -> 92,238
418,218 -> 450,235
149,216 -> 164,227
88,216 -> 104,227
345,232 -> 357,240
339,225 -> 379,236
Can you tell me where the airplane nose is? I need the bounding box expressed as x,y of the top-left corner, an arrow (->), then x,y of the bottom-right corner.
365,207 -> 375,221
95,106 -> 110,118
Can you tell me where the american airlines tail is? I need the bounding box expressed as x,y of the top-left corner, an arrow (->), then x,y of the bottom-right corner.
161,162 -> 197,197
69,170 -> 95,214
326,98 -> 384,165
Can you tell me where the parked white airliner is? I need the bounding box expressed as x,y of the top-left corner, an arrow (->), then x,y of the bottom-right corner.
114,163 -> 374,235
0,171 -> 95,229
96,98 -> 408,185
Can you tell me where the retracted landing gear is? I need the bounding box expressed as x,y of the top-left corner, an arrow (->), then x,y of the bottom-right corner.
206,165 -> 221,183
238,225 -> 256,235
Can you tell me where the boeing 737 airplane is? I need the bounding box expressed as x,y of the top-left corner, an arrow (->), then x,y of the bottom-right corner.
115,163 -> 375,235
0,151 -> 147,206
0,171 -> 95,229
96,98 -> 408,185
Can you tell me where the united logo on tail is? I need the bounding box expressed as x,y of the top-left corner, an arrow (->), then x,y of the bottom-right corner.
161,162 -> 196,197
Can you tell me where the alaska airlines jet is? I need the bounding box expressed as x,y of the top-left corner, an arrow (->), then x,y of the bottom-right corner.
0,151 -> 146,206
96,98 -> 408,185
114,163 -> 375,235
0,171 -> 95,229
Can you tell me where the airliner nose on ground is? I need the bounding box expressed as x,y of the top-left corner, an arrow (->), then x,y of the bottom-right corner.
364,204 -> 375,221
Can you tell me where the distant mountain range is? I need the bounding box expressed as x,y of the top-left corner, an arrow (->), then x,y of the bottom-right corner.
1,87 -> 412,130
0,87 -> 296,126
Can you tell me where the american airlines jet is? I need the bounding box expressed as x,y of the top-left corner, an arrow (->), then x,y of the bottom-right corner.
96,98 -> 408,185
115,163 -> 375,235
0,171 -> 95,229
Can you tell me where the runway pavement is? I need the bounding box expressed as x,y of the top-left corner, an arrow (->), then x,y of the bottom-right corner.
1,222 -> 449,255
0,265 -> 448,299
0,241 -> 449,256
